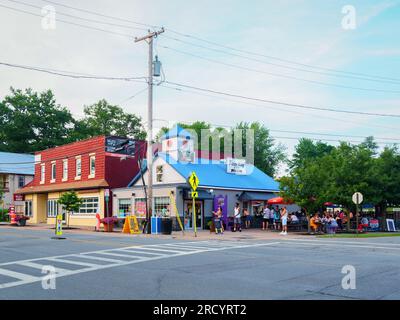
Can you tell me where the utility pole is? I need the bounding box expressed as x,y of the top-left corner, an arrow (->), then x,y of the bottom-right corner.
135,28 -> 164,234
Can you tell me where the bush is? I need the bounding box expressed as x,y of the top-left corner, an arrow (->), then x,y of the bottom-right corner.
0,209 -> 9,222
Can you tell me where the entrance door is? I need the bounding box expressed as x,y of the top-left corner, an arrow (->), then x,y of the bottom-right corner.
184,200 -> 203,230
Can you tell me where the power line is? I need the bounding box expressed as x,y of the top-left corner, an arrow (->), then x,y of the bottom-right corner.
164,81 -> 400,119
161,35 -> 400,85
36,0 -> 400,84
5,0 -> 149,31
166,30 -> 400,84
160,45 -> 400,94
0,3 -> 134,38
40,0 -> 157,29
0,61 -> 147,82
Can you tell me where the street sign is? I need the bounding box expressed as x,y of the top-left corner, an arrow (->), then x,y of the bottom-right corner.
352,192 -> 363,205
56,214 -> 63,236
191,191 -> 198,198
188,172 -> 199,191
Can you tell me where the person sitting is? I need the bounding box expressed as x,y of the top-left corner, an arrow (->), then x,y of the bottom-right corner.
326,215 -> 338,234
358,216 -> 369,232
289,213 -> 299,224
310,213 -> 321,233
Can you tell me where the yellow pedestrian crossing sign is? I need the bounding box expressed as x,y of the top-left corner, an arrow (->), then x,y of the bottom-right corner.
191,191 -> 198,198
188,171 -> 199,191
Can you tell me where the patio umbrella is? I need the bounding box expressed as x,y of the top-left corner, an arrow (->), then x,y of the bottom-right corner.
267,197 -> 292,205
324,202 -> 334,206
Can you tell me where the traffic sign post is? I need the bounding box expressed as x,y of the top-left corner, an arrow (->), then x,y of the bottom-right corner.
352,192 -> 363,234
188,172 -> 199,237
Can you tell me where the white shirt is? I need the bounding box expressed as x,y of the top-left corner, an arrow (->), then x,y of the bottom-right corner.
263,208 -> 271,219
290,215 -> 299,222
234,207 -> 241,218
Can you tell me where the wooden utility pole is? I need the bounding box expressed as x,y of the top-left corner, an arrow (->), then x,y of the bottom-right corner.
134,28 -> 164,234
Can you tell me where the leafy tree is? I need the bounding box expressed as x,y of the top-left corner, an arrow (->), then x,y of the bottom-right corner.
290,138 -> 334,170
0,88 -> 75,153
235,122 -> 286,177
78,99 -> 146,139
57,191 -> 83,228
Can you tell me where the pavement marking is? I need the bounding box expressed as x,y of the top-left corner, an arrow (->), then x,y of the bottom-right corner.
16,261 -> 70,274
281,239 -> 400,251
0,241 -> 280,290
88,251 -> 144,259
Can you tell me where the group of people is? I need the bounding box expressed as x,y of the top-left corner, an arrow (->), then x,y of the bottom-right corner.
212,203 -> 299,235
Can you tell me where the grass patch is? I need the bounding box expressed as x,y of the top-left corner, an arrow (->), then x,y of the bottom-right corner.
318,232 -> 400,238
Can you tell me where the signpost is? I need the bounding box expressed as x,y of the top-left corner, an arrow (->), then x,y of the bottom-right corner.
104,189 -> 110,218
188,172 -> 199,237
352,192 -> 363,234
55,214 -> 63,237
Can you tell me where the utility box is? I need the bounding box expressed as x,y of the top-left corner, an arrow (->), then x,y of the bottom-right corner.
151,216 -> 162,234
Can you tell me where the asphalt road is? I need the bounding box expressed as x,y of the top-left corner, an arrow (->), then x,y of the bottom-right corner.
1,227 -> 400,300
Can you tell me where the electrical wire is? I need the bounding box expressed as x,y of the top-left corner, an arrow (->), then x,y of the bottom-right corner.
0,61 -> 147,82
163,81 -> 400,118
159,46 -> 400,94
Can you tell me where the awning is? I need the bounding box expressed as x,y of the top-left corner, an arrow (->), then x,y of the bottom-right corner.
15,179 -> 109,194
181,188 -> 214,200
238,192 -> 276,201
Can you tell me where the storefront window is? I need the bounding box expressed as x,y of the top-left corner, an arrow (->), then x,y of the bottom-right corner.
24,201 -> 32,217
47,199 -> 58,217
154,197 -> 170,217
77,197 -> 99,214
134,198 -> 146,217
118,199 -> 131,217
156,165 -> 163,182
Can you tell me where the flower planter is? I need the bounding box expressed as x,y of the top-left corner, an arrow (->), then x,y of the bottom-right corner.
18,219 -> 27,227
103,223 -> 114,232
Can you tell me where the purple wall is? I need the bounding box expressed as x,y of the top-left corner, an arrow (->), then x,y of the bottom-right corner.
214,194 -> 228,225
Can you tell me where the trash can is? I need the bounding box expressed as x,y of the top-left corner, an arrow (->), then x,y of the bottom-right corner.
151,217 -> 162,234
161,218 -> 172,235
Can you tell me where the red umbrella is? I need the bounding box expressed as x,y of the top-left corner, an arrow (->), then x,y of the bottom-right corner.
268,197 -> 292,205
324,202 -> 334,206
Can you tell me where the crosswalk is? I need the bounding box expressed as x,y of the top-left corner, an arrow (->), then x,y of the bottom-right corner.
0,240 -> 279,290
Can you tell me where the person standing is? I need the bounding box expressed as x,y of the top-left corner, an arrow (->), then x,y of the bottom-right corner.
244,208 -> 251,229
262,205 -> 270,230
273,206 -> 281,230
233,202 -> 242,232
280,206 -> 288,235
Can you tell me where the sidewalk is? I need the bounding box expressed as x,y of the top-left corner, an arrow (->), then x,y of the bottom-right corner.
0,222 -> 313,241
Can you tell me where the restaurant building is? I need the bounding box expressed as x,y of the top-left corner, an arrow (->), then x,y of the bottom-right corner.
0,152 -> 34,213
15,136 -> 146,227
112,126 -> 281,230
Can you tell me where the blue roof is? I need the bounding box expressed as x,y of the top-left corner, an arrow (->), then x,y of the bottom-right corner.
158,153 -> 279,192
160,125 -> 193,140
0,152 -> 34,175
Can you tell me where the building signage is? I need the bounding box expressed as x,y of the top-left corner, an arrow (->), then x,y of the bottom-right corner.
226,158 -> 247,175
13,194 -> 25,201
105,137 -> 138,156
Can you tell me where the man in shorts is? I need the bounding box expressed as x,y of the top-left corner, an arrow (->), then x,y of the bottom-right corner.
280,206 -> 288,235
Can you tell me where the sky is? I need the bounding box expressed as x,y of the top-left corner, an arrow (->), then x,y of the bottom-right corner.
1,0 -> 400,176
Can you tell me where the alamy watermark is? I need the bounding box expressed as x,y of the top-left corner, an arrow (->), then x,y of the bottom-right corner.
341,5 -> 357,30
341,265 -> 356,290
41,5 -> 56,30
41,265 -> 57,290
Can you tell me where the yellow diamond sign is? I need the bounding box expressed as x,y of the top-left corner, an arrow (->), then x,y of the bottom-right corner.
188,171 -> 199,191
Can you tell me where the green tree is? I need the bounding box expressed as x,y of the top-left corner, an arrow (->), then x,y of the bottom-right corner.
78,99 -> 146,139
0,88 -> 75,153
290,138 -> 334,170
57,191 -> 83,228
235,122 -> 286,177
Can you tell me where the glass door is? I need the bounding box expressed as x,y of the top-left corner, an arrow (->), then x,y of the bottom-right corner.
184,200 -> 203,230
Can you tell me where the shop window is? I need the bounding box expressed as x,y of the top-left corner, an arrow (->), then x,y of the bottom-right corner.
24,201 -> 32,217
47,199 -> 58,217
118,199 -> 131,216
77,197 -> 99,214
62,160 -> 68,181
156,165 -> 163,182
134,198 -> 147,217
153,197 -> 170,217
18,176 -> 25,188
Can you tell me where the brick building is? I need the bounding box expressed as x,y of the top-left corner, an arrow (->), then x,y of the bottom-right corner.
15,136 -> 146,227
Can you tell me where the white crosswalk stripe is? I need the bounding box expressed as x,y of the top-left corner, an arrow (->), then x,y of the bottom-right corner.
0,240 -> 279,290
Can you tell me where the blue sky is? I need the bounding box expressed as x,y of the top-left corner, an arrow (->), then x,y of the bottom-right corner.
0,0 -> 399,174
